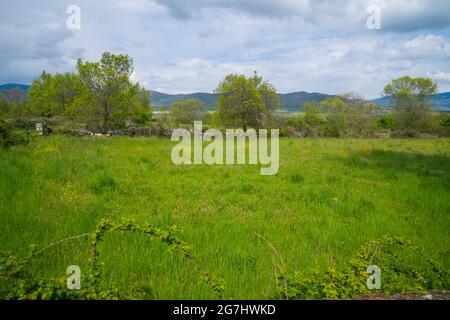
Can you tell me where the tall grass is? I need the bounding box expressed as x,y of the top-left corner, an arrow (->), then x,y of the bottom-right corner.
0,136 -> 449,299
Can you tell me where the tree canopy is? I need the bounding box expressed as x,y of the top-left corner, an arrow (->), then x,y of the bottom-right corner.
383,76 -> 437,133
77,52 -> 150,132
28,71 -> 79,117
170,99 -> 204,125
26,52 -> 152,132
214,72 -> 279,129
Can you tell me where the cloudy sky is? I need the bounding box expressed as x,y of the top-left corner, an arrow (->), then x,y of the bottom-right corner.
1,0 -> 450,98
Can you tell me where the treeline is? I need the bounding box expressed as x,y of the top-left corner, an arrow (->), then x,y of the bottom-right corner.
1,52 -> 449,138
146,73 -> 450,138
1,52 -> 151,133
285,85 -> 450,138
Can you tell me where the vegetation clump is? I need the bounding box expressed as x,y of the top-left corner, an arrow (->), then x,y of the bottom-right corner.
276,236 -> 449,300
0,120 -> 27,148
0,219 -> 225,300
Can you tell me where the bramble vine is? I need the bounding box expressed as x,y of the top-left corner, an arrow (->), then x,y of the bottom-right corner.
273,235 -> 449,300
0,218 -> 226,300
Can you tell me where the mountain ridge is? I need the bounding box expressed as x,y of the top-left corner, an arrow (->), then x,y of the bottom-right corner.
1,83 -> 449,112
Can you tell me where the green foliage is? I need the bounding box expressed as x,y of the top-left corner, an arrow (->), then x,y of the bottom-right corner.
384,76 -> 438,134
301,102 -> 326,133
277,236 -> 449,299
378,114 -> 394,129
170,99 -> 204,125
130,87 -> 153,125
0,120 -> 27,148
384,76 -> 437,99
214,72 -> 279,129
285,95 -> 380,138
0,219 -> 225,300
27,71 -> 80,117
0,98 -> 10,119
76,52 -> 151,132
439,115 -> 450,136
25,53 -> 152,132
441,115 -> 450,128
249,71 -> 281,112
285,102 -> 325,136
0,249 -> 121,300
318,95 -> 379,137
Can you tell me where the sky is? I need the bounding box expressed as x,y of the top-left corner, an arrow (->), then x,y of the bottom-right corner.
1,0 -> 450,99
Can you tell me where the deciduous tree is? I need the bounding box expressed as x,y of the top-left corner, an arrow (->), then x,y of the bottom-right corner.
383,76 -> 437,133
214,73 -> 278,129
27,72 -> 79,117
76,52 -> 148,132
170,99 -> 204,125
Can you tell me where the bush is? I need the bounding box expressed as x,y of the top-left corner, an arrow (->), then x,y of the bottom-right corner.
377,115 -> 394,130
276,236 -> 449,299
439,115 -> 450,136
0,120 -> 28,148
323,118 -> 342,137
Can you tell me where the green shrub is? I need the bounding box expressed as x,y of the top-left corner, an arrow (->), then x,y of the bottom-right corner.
277,236 -> 449,299
378,115 -> 394,129
0,120 -> 27,148
440,115 -> 450,136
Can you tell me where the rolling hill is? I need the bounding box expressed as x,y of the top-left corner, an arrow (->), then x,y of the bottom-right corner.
0,83 -> 29,102
372,93 -> 450,112
149,91 -> 218,109
149,90 -> 336,111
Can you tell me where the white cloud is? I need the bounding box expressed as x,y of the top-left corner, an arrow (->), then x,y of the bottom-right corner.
429,71 -> 450,83
0,0 -> 449,98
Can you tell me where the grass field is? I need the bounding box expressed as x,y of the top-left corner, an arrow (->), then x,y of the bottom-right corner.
0,136 -> 449,299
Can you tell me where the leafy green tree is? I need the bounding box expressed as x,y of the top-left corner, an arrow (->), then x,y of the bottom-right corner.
76,52 -> 147,132
378,114 -> 394,130
383,76 -> 437,133
214,73 -> 278,129
27,72 -> 79,117
249,71 -> 281,112
170,99 -> 204,125
130,87 -> 152,125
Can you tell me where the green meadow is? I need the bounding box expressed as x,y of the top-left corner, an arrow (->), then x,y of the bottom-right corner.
0,136 -> 449,299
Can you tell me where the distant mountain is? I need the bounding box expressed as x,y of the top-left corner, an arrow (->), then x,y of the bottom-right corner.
279,91 -> 336,111
149,90 -> 335,111
372,93 -> 450,112
2,83 -> 449,112
149,91 -> 218,109
0,83 -> 30,91
0,83 -> 29,102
